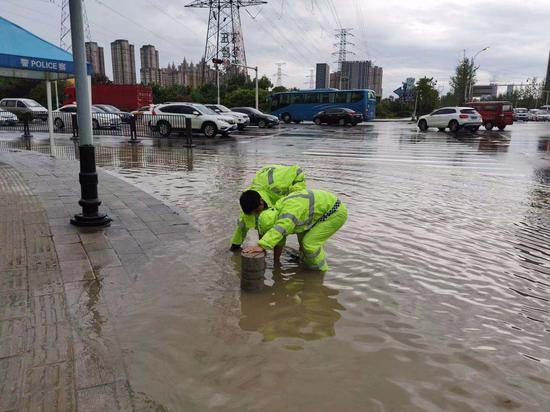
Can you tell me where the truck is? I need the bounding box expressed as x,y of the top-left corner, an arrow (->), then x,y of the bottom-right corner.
63,84 -> 153,112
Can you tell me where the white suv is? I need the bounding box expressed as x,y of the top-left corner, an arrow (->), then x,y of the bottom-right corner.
418,107 -> 482,133
151,103 -> 236,138
206,104 -> 250,130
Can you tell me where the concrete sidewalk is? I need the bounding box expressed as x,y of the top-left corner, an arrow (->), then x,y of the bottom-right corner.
0,150 -> 202,411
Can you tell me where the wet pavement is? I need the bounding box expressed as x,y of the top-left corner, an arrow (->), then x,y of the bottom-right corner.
1,121 -> 550,411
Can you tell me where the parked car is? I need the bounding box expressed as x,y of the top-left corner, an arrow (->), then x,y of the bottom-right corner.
205,104 -> 250,130
93,104 -> 133,123
535,110 -> 550,121
313,108 -> 363,126
0,98 -> 48,121
0,110 -> 18,126
513,108 -> 529,121
230,107 -> 279,128
528,109 -> 543,121
417,107 -> 482,132
53,104 -> 122,130
150,102 -> 236,138
466,101 -> 513,130
131,104 -> 155,117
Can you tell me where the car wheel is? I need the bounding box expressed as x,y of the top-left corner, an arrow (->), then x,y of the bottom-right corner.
498,125 -> 506,131
258,120 -> 266,128
54,118 -> 64,129
484,121 -> 494,131
158,120 -> 172,137
314,117 -> 322,125
237,124 -> 245,131
468,126 -> 479,133
282,113 -> 292,124
438,128 -> 446,132
418,120 -> 428,131
448,120 -> 460,132
351,120 -> 358,126
202,122 -> 217,138
92,119 -> 100,130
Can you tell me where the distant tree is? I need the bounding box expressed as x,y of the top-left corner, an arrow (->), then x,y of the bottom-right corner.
414,77 -> 439,116
271,86 -> 288,93
439,92 -> 458,107
450,57 -> 476,105
0,78 -> 40,100
224,88 -> 270,111
258,75 -> 273,90
520,77 -> 544,108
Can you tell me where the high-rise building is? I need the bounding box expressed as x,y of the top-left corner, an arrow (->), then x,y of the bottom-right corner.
329,71 -> 341,89
315,63 -> 330,89
140,45 -> 161,85
85,42 -> 105,77
339,60 -> 383,96
111,40 -> 136,84
373,66 -> 383,97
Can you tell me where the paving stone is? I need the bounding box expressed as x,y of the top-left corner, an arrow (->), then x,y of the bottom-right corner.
56,243 -> 88,262
1,152 -> 201,411
77,380 -> 134,412
86,249 -> 122,271
60,259 -> 96,283
53,233 -> 81,245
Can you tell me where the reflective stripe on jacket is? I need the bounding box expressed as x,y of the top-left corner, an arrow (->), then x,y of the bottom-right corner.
257,189 -> 338,250
231,165 -> 306,245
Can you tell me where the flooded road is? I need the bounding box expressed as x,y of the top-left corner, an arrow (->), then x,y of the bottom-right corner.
3,122 -> 550,410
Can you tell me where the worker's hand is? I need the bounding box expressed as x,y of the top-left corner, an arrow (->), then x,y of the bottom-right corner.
242,245 -> 265,254
230,244 -> 242,251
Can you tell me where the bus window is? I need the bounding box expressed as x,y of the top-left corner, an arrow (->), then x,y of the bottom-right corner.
292,93 -> 306,104
320,93 -> 331,103
335,92 -> 348,103
368,91 -> 376,100
305,93 -> 319,104
351,91 -> 363,103
271,95 -> 280,110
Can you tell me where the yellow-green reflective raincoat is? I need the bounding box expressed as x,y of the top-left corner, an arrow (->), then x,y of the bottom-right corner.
257,189 -> 347,271
230,165 -> 306,245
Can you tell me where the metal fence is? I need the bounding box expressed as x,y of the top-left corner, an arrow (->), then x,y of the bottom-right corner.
0,110 -> 202,141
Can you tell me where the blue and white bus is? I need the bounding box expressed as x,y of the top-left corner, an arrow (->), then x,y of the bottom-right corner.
270,88 -> 377,123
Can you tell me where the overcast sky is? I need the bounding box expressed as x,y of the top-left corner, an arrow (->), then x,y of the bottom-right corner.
4,0 -> 550,96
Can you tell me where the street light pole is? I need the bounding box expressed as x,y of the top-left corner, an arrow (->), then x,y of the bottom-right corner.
229,62 -> 260,110
467,46 -> 490,102
254,66 -> 259,110
68,0 -> 110,227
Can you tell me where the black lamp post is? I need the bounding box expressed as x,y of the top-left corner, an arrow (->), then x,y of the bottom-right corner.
68,0 -> 111,227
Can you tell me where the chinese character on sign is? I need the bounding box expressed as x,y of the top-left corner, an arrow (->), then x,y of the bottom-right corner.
59,63 -> 67,71
20,58 -> 29,68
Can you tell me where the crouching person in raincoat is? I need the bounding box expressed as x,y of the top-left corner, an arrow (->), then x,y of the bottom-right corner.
243,189 -> 347,271
230,165 -> 306,251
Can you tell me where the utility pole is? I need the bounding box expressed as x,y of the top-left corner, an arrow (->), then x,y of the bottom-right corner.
273,62 -> 286,87
332,28 -> 355,90
186,0 -> 267,82
305,69 -> 314,89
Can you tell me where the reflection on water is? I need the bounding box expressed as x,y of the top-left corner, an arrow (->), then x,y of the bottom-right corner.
239,268 -> 344,343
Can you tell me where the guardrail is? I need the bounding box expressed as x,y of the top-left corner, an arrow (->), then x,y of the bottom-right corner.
0,110 -> 203,142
